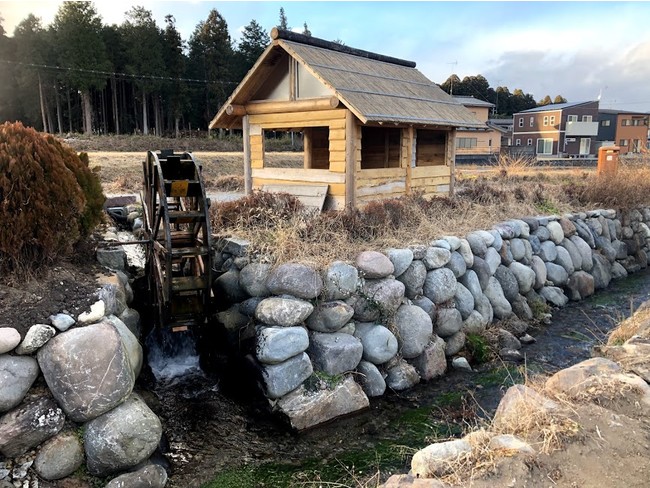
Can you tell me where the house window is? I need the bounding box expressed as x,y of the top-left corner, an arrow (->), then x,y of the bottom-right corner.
601,120 -> 611,126
543,116 -> 549,126
620,139 -> 629,147
582,115 -> 592,122
515,138 -> 521,146
456,137 -> 477,149
567,115 -> 578,122
415,129 -> 446,166
527,138 -> 533,146
361,126 -> 401,169
632,119 -> 642,126
529,116 -> 534,127
633,139 -> 641,152
536,138 -> 553,155
622,119 -> 631,126
550,115 -> 556,126
518,117 -> 524,128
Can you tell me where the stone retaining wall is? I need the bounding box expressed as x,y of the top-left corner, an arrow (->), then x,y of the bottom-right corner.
214,207 -> 650,429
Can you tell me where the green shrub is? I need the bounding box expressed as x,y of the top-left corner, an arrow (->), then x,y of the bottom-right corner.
0,122 -> 105,274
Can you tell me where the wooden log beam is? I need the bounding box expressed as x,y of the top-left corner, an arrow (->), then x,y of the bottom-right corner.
230,97 -> 340,116
225,105 -> 246,116
242,115 -> 252,194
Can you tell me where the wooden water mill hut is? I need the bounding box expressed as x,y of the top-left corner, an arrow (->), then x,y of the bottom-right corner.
209,28 -> 485,210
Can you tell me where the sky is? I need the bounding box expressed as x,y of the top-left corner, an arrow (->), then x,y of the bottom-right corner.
2,1 -> 650,113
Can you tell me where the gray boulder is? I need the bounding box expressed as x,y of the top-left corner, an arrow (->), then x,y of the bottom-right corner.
484,247 -> 501,275
461,310 -> 487,335
539,286 -> 569,307
412,296 -> 436,322
423,268 -> 457,304
33,432 -> 84,480
545,262 -> 569,286
355,251 -> 394,278
262,352 -> 313,399
612,240 -> 629,260
459,270 -> 483,303
0,355 -> 39,412
98,282 -> 127,317
591,253 -> 612,289
267,263 -> 323,299
397,260 -> 427,299
105,315 -> 143,378
385,359 -> 420,391
489,229 -> 504,251
528,234 -> 541,255
466,232 -> 488,256
423,247 -> 452,270
434,307 -> 463,338
566,271 -> 595,301
257,327 -> 309,364
49,314 -> 75,333
546,221 -> 564,244
446,251 -> 467,278
458,239 -> 474,267
118,307 -> 141,338
611,261 -> 628,279
239,263 -> 272,297
574,219 -> 596,248
15,324 -> 56,355
322,261 -> 359,300
530,255 -> 547,290
554,246 -> 575,275
84,393 -> 162,476
444,331 -> 466,356
533,226 -> 551,242
354,323 -> 398,365
37,321 -> 135,423
410,336 -> 447,380
454,283 -> 475,320
0,327 -> 21,354
499,243 -> 514,266
561,238 -> 583,271
308,332 -> 363,375
497,329 -> 521,350
471,256 -> 491,290
352,279 -> 405,321
394,305 -> 433,359
0,396 -> 65,458
508,262 -> 535,294
494,265 -> 519,302
509,238 -> 526,261
356,361 -> 386,397
306,301 -> 354,332
255,297 -> 314,327
441,235 -> 461,250
214,269 -> 248,303
494,222 -> 516,239
595,236 -> 617,262
106,465 -> 168,488
538,241 -> 558,262
512,295 -> 534,321
387,248 -> 414,277
484,277 -> 513,319
96,247 -> 126,271
474,294 -> 494,325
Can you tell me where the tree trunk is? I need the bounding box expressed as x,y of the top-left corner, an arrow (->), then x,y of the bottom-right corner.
142,86 -> 149,135
82,90 -> 93,134
111,76 -> 119,135
153,96 -> 161,136
175,116 -> 180,139
132,84 -> 139,132
38,74 -> 48,133
66,88 -> 73,133
54,84 -> 63,134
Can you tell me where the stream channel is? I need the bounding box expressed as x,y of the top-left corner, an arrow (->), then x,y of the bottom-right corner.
138,268 -> 650,488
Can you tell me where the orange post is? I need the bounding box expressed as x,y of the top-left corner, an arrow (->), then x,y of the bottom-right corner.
597,146 -> 620,177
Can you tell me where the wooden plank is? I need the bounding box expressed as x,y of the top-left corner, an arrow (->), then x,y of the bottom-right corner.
249,109 -> 345,126
329,128 -> 346,141
262,184 -> 329,212
357,181 -> 406,197
242,115 -> 252,193
405,126 -> 414,194
329,159 -> 346,173
255,179 -> 345,196
324,195 -> 346,211
410,176 -> 452,188
252,168 -> 345,183
358,167 -> 406,178
329,140 -> 346,152
243,97 -> 339,114
411,165 -> 451,178
447,129 -> 457,196
345,110 -> 356,208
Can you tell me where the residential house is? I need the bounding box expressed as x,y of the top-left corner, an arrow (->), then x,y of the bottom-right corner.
598,109 -> 649,154
512,101 -> 599,158
452,96 -> 500,156
209,29 -> 484,209
487,118 -> 514,148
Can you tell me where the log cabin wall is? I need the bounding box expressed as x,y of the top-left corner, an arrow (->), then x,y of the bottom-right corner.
409,128 -> 452,196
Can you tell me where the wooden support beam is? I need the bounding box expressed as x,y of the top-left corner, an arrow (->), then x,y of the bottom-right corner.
406,126 -> 415,194
225,105 -> 246,116
225,97 -> 340,117
242,115 -> 252,194
345,110 -> 356,208
303,128 -> 313,169
447,129 -> 457,197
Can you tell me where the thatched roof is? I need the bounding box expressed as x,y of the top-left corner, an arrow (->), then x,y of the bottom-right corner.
210,30 -> 485,130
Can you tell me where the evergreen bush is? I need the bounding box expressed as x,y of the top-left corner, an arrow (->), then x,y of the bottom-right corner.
0,122 -> 105,274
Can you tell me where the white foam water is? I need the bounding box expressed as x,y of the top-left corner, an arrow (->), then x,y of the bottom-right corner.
145,328 -> 205,387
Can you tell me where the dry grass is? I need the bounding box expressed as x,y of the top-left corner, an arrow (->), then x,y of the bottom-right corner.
607,307 -> 650,345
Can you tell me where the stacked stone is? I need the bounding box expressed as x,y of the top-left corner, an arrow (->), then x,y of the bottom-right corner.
0,260 -> 166,487
214,206 -> 650,429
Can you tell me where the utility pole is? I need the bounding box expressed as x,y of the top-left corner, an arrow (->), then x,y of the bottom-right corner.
447,61 -> 458,94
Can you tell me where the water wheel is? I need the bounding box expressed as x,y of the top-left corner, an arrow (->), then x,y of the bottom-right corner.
141,150 -> 213,332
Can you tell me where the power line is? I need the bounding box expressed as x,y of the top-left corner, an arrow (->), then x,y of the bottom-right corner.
0,59 -> 239,85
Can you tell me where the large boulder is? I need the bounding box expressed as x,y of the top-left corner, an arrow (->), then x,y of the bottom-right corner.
444,331 -> 466,356
33,432 -> 84,480
508,261 -> 536,294
355,251 -> 394,278
423,247 -> 452,270
570,236 -> 594,272
308,332 -> 363,375
275,376 -> 369,430
591,253 -> 612,289
386,248 -> 414,277
530,255 -> 547,290
352,279 -> 405,321
423,268 -> 457,304
238,263 -> 272,297
411,439 -> 472,478
394,305 -> 433,359
494,265 -> 519,303
484,247 -> 501,275
37,321 -> 135,422
0,396 -> 65,458
410,336 -> 447,380
354,323 -> 398,365
566,271 -> 595,301
545,262 -> 569,286
471,256 -> 491,290
256,326 -> 309,365
484,277 -> 512,319
546,221 -> 565,244
0,327 -> 21,354
397,260 -> 427,298
0,355 -> 39,412
539,286 -> 569,307
15,324 -> 56,355
356,360 -> 386,397
492,384 -> 559,431
104,315 -> 143,378
434,307 -> 463,338
454,283 -> 475,320
322,261 -> 359,300
306,301 -> 354,332
84,393 -> 162,476
106,465 -> 168,488
554,246 -> 575,275
385,359 -> 420,391
266,263 -> 323,299
459,270 -> 483,303
214,269 -> 248,303
261,353 -> 313,399
255,297 -> 314,327
446,251 -> 467,278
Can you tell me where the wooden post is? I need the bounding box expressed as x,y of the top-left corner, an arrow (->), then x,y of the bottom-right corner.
345,110 -> 356,208
303,128 -> 313,169
242,115 -> 252,194
405,126 -> 415,194
447,129 -> 457,196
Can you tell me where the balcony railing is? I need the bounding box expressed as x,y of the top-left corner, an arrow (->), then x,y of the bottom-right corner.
565,121 -> 598,136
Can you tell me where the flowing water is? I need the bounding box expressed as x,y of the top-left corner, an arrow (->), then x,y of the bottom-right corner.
139,268 -> 650,488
